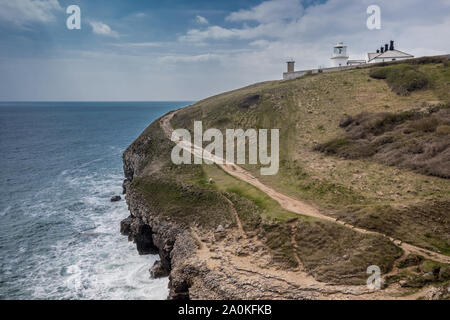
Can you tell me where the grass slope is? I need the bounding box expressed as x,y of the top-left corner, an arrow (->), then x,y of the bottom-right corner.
169,57 -> 450,255
127,56 -> 450,286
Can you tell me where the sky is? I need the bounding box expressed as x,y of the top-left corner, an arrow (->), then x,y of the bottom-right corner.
0,0 -> 449,101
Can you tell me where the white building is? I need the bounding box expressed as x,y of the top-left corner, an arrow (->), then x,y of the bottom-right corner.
330,42 -> 349,67
330,40 -> 414,66
283,40 -> 414,80
366,41 -> 414,63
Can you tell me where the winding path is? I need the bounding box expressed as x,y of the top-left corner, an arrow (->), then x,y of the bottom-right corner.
160,111 -> 450,265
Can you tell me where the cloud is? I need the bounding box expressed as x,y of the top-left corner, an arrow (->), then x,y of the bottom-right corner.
179,25 -> 237,42
174,0 -> 450,85
2,0 -> 450,101
226,0 -> 303,23
159,53 -> 222,64
180,0 -> 306,42
178,0 -> 450,55
195,15 -> 209,24
249,39 -> 271,47
133,12 -> 147,18
89,21 -> 120,38
179,21 -> 295,42
110,42 -> 164,48
0,0 -> 62,26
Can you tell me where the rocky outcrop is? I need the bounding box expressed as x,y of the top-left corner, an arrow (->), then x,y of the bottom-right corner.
111,195 -> 122,202
121,141 -> 198,299
121,188 -> 198,299
122,126 -> 159,182
150,261 -> 169,279
120,214 -> 158,255
122,179 -> 131,194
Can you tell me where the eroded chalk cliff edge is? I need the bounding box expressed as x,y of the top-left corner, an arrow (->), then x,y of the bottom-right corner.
120,119 -> 197,299
120,186 -> 197,299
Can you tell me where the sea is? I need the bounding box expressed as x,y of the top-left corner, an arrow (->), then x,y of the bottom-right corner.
0,101 -> 192,300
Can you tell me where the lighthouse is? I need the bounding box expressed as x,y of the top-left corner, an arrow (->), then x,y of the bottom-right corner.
330,42 -> 349,67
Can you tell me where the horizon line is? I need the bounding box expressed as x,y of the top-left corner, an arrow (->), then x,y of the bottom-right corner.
0,100 -> 197,103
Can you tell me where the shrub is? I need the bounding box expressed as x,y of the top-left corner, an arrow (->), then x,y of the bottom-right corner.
369,68 -> 389,79
315,138 -> 349,154
408,117 -> 439,133
408,56 -> 449,65
316,109 -> 450,178
238,94 -> 260,109
339,115 -> 353,128
369,111 -> 418,135
436,125 -> 450,135
369,64 -> 429,95
398,254 -> 424,268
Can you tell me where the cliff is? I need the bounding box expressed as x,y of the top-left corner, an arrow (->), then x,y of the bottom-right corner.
121,56 -> 450,300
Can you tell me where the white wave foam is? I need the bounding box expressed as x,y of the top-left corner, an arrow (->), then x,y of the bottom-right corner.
27,171 -> 169,300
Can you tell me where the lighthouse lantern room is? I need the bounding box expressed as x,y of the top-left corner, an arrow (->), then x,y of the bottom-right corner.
330,42 -> 349,67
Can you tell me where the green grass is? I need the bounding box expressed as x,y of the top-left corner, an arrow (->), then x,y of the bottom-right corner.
128,57 -> 450,280
424,236 -> 450,256
200,163 -> 402,280
202,164 -> 299,222
369,64 -> 430,95
132,175 -> 234,228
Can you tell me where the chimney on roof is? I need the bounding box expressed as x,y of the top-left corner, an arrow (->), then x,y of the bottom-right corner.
385,44 -> 389,52
380,46 -> 384,53
390,40 -> 394,51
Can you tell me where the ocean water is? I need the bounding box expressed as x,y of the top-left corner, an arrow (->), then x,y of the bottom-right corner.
0,102 -> 192,300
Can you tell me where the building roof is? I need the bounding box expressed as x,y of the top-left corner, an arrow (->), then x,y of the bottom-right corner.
368,49 -> 414,62
367,52 -> 381,61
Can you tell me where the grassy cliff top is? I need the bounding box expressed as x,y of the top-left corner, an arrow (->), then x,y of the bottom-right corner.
126,56 -> 450,286
168,56 -> 450,253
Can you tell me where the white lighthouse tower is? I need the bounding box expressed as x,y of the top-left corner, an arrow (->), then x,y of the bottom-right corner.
330,42 -> 349,67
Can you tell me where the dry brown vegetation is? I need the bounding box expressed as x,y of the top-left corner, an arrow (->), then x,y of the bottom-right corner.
316,105 -> 450,178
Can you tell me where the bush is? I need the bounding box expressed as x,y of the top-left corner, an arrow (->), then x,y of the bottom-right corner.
369,64 -> 429,95
339,115 -> 353,128
370,111 -> 418,135
436,125 -> 450,135
315,138 -> 349,154
408,117 -> 440,133
316,109 -> 450,178
369,68 -> 389,79
408,56 -> 449,65
398,254 -> 424,268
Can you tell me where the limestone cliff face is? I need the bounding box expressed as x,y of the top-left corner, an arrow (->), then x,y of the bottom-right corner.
121,131 -> 198,300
